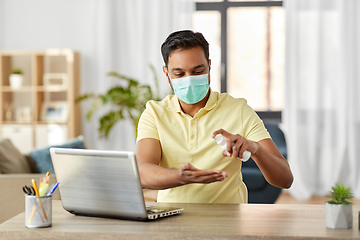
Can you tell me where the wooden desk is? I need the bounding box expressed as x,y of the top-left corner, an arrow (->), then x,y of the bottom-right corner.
1,201 -> 360,239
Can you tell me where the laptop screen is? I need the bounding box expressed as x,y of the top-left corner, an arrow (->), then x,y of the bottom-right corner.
50,148 -> 148,219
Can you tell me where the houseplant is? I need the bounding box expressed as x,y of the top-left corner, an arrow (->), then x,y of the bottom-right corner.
326,183 -> 354,229
9,68 -> 23,89
76,65 -> 163,138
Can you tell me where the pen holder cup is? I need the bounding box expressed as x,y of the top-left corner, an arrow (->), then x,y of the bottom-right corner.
25,194 -> 52,228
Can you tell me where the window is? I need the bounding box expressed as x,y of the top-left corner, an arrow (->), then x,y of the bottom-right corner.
193,0 -> 284,122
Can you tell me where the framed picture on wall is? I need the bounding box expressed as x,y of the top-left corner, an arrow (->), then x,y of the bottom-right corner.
41,101 -> 68,122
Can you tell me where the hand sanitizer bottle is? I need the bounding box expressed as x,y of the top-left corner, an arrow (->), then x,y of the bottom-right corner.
214,135 -> 251,162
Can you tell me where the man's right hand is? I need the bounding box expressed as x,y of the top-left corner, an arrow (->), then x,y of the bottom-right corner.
179,163 -> 228,184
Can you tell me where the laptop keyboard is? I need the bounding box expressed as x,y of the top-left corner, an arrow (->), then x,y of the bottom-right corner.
146,207 -> 166,214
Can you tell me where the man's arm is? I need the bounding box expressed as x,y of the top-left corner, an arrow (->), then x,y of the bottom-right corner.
250,139 -> 293,189
136,138 -> 228,190
212,129 -> 293,189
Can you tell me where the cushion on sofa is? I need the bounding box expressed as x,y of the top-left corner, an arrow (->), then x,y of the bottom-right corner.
0,139 -> 32,174
30,136 -> 86,174
24,154 -> 40,173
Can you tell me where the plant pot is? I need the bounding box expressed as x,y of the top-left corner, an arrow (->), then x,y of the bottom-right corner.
9,74 -> 23,89
326,202 -> 353,229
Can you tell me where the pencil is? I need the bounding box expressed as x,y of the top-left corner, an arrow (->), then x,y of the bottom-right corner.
32,179 -> 39,196
31,179 -> 48,220
28,206 -> 37,224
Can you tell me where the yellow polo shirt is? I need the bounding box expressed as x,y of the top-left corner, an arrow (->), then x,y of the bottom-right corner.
137,90 -> 271,203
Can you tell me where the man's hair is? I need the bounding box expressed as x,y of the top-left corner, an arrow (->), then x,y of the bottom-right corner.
161,30 -> 209,67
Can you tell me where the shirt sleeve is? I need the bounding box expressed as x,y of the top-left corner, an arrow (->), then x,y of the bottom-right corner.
136,102 -> 160,142
241,101 -> 271,142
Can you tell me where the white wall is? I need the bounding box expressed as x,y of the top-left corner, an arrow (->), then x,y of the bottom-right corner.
1,1 -> 94,50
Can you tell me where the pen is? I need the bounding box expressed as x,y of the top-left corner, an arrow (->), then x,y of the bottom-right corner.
47,182 -> 59,196
46,172 -> 50,184
31,179 -> 48,220
39,172 -> 50,196
40,172 -> 50,187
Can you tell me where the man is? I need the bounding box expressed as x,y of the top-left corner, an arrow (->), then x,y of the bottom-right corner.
136,30 -> 293,203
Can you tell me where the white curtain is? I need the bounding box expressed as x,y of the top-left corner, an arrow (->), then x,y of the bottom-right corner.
283,0 -> 360,200
0,0 -> 195,152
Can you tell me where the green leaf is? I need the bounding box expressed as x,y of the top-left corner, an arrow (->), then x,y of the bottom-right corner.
85,98 -> 103,120
75,93 -> 95,103
98,110 -> 125,138
11,68 -> 23,74
326,183 -> 354,205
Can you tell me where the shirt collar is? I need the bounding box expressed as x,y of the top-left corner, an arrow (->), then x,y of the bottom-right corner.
167,88 -> 218,113
167,94 -> 182,113
203,88 -> 218,111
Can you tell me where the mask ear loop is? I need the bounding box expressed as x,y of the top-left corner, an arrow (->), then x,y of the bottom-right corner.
166,68 -> 174,91
166,67 -> 170,79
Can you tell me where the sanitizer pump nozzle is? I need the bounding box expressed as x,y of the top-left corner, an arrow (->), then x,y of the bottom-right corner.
214,135 -> 251,162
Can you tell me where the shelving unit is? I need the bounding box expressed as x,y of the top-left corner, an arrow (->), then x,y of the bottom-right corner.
0,49 -> 81,153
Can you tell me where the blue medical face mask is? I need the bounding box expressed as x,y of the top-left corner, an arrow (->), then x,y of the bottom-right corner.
169,73 -> 210,104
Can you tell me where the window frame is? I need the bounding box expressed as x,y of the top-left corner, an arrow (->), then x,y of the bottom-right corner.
196,0 -> 283,123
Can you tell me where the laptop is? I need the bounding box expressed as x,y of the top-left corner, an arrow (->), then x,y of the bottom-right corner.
49,148 -> 183,221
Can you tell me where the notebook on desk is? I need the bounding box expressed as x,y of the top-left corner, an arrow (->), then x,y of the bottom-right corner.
49,148 -> 183,221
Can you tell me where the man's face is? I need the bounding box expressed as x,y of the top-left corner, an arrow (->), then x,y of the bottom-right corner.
163,46 -> 211,89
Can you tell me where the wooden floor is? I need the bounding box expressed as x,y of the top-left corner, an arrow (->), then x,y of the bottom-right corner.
275,192 -> 360,205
